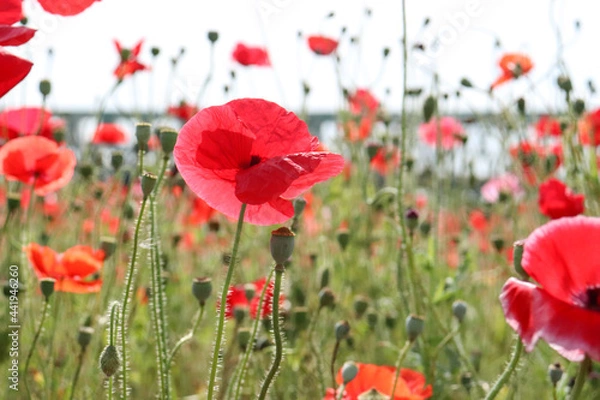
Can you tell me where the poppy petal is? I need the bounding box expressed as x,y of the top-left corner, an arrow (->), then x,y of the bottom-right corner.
24,243 -> 58,278
37,0 -> 99,16
500,278 -> 600,361
0,0 -> 22,25
243,197 -> 294,226
281,153 -> 345,199
0,49 -> 32,99
0,107 -> 52,139
0,25 -> 36,46
522,216 -> 600,305
34,147 -> 77,196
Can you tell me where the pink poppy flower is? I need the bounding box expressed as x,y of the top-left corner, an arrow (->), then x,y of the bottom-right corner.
481,173 -> 523,203
418,117 -> 465,149
500,216 -> 600,362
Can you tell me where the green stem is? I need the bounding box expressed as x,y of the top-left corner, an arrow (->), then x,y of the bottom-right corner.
257,265 -> 284,400
335,383 -> 346,400
330,339 -> 341,389
206,203 -> 247,400
24,297 -> 50,400
69,346 -> 86,400
232,268 -> 274,400
484,338 -> 523,400
167,305 -> 205,367
569,355 -> 591,400
390,340 -> 412,398
118,197 -> 149,399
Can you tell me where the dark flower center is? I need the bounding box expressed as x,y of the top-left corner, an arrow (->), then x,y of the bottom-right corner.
586,287 -> 600,311
249,155 -> 261,167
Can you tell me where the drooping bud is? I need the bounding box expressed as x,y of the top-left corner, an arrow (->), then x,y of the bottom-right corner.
40,278 -> 55,300
452,300 -> 468,323
270,227 -> 295,265
192,277 -> 212,306
233,306 -> 247,324
405,314 -> 424,342
151,47 -> 160,57
334,320 -> 351,341
517,97 -> 526,116
79,164 -> 94,180
423,95 -> 437,122
293,197 -> 307,218
461,372 -> 473,392
78,326 -> 94,349
141,172 -> 157,200
341,361 -> 359,384
99,344 -> 120,377
244,283 -> 256,303
557,75 -> 572,93
460,78 -> 473,88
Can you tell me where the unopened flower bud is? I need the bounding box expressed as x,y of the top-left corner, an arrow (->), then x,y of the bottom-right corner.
492,236 -> 505,252
159,128 -> 178,155
366,310 -> 378,330
461,372 -> 473,392
337,230 -> 350,251
78,326 -> 94,349
405,208 -> 419,234
341,361 -> 359,384
233,306 -> 247,324
405,314 -> 424,342
207,31 -> 219,43
99,344 -> 120,377
382,47 -> 390,58
39,79 -> 51,97
517,97 -> 526,116
460,78 -> 473,88
548,362 -> 563,386
385,313 -> 397,330
79,164 -> 94,180
135,123 -> 151,151
100,237 -> 117,259
237,327 -> 251,350
40,278 -> 55,300
320,268 -> 330,289
452,300 -> 468,323
151,47 -> 160,57
572,99 -> 585,116
293,197 -> 307,217
243,283 -> 256,303
513,240 -> 528,279
557,75 -> 572,93
335,320 -> 350,341
7,192 -> 20,214
192,277 -> 212,306
318,287 -> 335,309
353,295 -> 369,319
111,151 -> 124,171
141,172 -> 157,200
270,227 -> 295,265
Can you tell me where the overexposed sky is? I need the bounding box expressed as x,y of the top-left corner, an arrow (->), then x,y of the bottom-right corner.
2,0 -> 598,115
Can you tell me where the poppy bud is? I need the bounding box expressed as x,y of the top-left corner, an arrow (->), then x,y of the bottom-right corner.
293,197 -> 307,218
366,310 -> 378,330
341,361 -> 359,384
99,344 -> 120,377
233,306 -> 247,324
192,277 -> 212,306
123,202 -> 134,220
382,47 -> 390,58
405,314 -> 424,342
423,95 -> 437,122
292,307 -> 309,331
337,230 -> 350,251
318,287 -> 335,310
7,192 -> 20,214
419,221 -> 431,236
39,79 -> 51,97
512,240 -> 529,279
353,295 -> 369,319
517,97 -> 526,116
53,129 -> 65,143
460,78 -> 473,88
159,128 -> 178,155
151,47 -> 160,57
141,172 -> 157,200
79,164 -> 94,180
270,227 -> 295,265
557,75 -> 572,93
548,363 -> 563,386
320,268 -> 330,289
335,320 -> 351,341
405,208 -> 419,234
244,283 -> 256,303
100,237 -> 117,259
452,300 -> 468,323
385,313 -> 397,330
40,278 -> 55,300
78,326 -> 94,349
572,99 -> 585,116
111,151 -> 124,171
237,327 -> 251,350
461,372 -> 473,392
491,236 -> 505,253
207,31 -> 219,43
135,123 -> 151,151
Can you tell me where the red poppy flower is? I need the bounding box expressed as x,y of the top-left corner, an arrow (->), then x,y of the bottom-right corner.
343,116 -> 373,142
167,100 -> 199,122
24,243 -> 104,293
535,115 -> 562,138
578,108 -> 600,146
538,178 -> 584,220
0,107 -> 61,140
184,197 -> 216,226
232,43 -> 271,67
0,0 -> 23,25
370,145 -> 400,176
92,123 -> 128,145
418,117 -> 465,149
37,0 -> 100,16
348,89 -> 379,115
469,209 -> 489,233
0,24 -> 36,99
500,217 -> 600,362
221,276 -> 280,319
491,53 -> 533,89
113,39 -> 149,80
307,35 -> 338,56
0,136 -> 76,196
323,363 -> 433,400
174,98 -> 345,226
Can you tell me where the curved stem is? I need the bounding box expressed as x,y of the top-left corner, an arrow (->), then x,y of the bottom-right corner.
484,338 -> 523,400
167,305 -> 205,367
206,203 -> 247,400
330,339 -> 341,389
24,298 -> 50,400
390,340 -> 412,398
257,265 -> 284,400
570,355 -> 591,400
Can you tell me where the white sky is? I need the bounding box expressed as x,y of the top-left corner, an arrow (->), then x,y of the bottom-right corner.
2,0 -> 598,115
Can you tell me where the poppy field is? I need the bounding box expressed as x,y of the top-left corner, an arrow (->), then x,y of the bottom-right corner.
1,1 -> 600,399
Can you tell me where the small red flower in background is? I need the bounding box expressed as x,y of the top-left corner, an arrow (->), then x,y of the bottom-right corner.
369,145 -> 400,176
538,178 -> 584,220
578,108 -> 600,146
307,35 -> 338,55
167,100 -> 199,122
0,23 -> 35,99
113,39 -> 149,81
92,123 -> 128,145
348,89 -> 379,115
418,117 -> 465,149
222,277 -> 281,319
0,107 -> 63,141
491,53 -> 533,89
174,98 -> 345,226
323,363 -> 432,400
232,43 -> 271,67
24,243 -> 104,293
500,216 -> 600,362
0,136 -> 76,196
184,197 -> 216,226
343,116 -> 373,142
469,209 -> 489,233
535,115 -> 562,138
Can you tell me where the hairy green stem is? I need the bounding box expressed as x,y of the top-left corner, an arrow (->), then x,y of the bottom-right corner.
484,338 -> 523,400
24,297 -> 50,400
207,203 -> 247,400
167,305 -> 205,367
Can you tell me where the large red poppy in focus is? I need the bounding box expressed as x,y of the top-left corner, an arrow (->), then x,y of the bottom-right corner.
323,363 -> 433,400
0,135 -> 76,196
538,178 -> 584,220
307,35 -> 338,56
232,43 -> 271,67
24,243 -> 104,293
500,216 -> 600,362
173,98 -> 345,225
